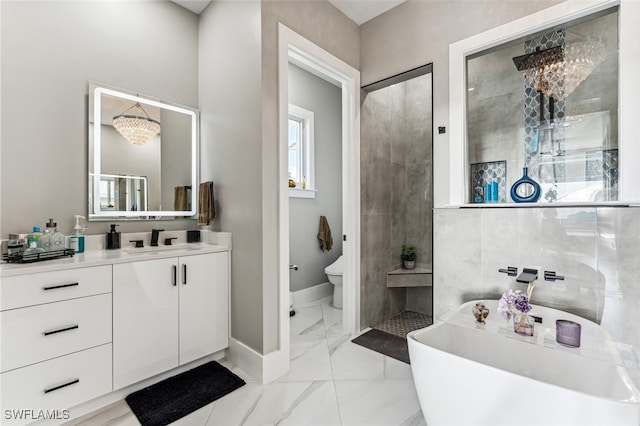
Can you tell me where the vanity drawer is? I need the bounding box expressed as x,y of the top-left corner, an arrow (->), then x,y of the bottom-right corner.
0,344 -> 112,426
0,265 -> 111,310
0,293 -> 112,373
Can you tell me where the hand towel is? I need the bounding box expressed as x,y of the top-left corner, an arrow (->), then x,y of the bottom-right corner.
317,215 -> 333,252
174,186 -> 188,211
198,181 -> 216,226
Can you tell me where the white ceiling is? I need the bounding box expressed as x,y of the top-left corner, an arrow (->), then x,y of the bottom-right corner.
171,0 -> 406,26
172,0 -> 212,15
328,0 -> 407,25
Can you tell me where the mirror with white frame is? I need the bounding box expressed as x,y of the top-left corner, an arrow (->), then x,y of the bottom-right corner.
448,0 -> 640,206
88,83 -> 198,219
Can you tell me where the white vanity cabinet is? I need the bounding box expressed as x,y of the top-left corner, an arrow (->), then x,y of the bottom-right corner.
113,251 -> 229,390
0,266 -> 113,423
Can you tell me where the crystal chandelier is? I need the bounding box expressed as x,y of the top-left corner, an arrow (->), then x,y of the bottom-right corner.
112,103 -> 161,146
514,39 -> 605,101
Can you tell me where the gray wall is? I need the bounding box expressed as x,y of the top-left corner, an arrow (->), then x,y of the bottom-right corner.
160,110 -> 193,211
288,64 -> 343,293
261,1 -> 359,353
0,1 -> 199,236
199,1 -> 264,353
360,73 -> 432,328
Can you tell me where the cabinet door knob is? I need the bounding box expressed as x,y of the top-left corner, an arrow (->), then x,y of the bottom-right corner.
182,264 -> 187,285
172,265 -> 177,286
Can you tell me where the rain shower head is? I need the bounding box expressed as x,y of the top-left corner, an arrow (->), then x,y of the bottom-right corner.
512,46 -> 563,71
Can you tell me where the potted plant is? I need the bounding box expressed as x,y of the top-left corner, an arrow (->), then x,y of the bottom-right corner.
401,245 -> 417,270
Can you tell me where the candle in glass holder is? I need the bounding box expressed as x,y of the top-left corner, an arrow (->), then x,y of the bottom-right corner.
556,319 -> 581,348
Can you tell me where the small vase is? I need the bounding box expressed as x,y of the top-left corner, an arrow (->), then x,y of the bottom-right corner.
513,312 -> 534,336
403,260 -> 416,270
510,167 -> 541,203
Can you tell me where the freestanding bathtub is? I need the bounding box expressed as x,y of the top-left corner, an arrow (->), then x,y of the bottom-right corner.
408,300 -> 640,425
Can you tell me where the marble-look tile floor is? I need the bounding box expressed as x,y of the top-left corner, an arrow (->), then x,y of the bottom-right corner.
66,297 -> 426,426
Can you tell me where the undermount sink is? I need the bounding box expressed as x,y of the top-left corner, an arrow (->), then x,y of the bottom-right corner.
122,244 -> 200,254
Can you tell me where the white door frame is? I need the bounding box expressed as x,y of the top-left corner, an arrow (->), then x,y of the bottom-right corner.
277,24 -> 361,359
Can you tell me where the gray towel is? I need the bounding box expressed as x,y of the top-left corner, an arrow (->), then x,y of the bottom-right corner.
198,181 -> 215,225
317,216 -> 333,252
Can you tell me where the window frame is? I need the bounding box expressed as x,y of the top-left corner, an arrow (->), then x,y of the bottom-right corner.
448,0 -> 640,206
288,104 -> 315,198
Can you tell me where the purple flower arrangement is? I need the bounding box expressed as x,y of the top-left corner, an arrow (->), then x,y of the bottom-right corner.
497,289 -> 532,321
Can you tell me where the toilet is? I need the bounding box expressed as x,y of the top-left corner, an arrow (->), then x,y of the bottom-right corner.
324,255 -> 344,309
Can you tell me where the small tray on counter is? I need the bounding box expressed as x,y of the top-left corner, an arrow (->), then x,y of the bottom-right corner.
2,248 -> 75,264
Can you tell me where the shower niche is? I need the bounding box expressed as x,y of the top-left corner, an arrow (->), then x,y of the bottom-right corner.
360,66 -> 433,329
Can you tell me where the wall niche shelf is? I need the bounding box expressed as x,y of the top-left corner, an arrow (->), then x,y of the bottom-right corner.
387,267 -> 433,288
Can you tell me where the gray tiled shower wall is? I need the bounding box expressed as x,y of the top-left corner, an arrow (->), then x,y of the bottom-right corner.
434,206 -> 640,355
360,73 -> 433,329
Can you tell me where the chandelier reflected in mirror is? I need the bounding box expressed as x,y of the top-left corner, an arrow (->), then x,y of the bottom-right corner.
513,38 -> 605,101
112,102 -> 161,146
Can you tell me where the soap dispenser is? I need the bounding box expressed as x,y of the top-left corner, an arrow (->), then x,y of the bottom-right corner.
106,224 -> 121,249
69,215 -> 86,253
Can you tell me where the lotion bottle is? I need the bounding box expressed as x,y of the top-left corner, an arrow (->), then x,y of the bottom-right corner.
69,215 -> 86,253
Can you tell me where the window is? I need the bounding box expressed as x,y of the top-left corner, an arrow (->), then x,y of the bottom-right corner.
465,8 -> 618,205
288,104 -> 315,198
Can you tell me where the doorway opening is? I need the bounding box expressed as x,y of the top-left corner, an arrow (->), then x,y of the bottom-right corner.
277,24 -> 361,376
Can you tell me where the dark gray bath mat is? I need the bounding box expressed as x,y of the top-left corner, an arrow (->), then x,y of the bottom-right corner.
352,329 -> 410,364
125,361 -> 245,426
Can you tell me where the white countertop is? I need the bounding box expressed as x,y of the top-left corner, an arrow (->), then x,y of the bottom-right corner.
1,231 -> 231,277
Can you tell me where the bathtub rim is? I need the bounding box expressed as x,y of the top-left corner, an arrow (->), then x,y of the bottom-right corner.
408,299 -> 640,405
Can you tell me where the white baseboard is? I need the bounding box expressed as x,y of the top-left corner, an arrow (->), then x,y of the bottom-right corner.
292,282 -> 332,307
226,337 -> 263,382
226,337 -> 289,384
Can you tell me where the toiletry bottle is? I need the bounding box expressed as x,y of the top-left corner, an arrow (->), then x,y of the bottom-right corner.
52,223 -> 65,250
31,226 -> 41,243
473,179 -> 484,203
45,218 -> 56,236
46,218 -> 65,250
39,228 -> 53,251
491,181 -> 499,202
24,236 -> 46,256
69,215 -> 86,253
106,224 -> 121,249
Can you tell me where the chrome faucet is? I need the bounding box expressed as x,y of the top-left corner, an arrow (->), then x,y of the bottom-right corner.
151,229 -> 164,247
